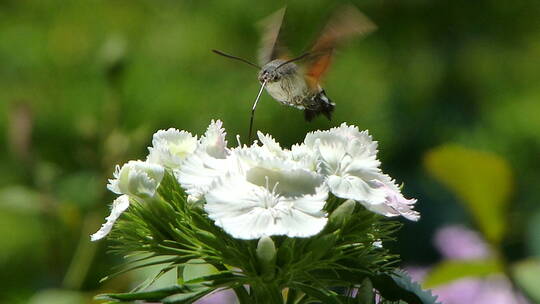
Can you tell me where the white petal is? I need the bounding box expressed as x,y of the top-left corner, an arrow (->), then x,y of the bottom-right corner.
147,128 -> 197,169
204,166 -> 328,240
200,120 -> 228,158
204,176 -> 277,239
257,131 -> 288,158
345,137 -> 379,160
373,179 -> 420,221
304,129 -> 347,149
245,166 -> 324,197
327,174 -> 387,205
176,153 -> 230,202
90,195 -> 130,241
126,169 -> 157,197
175,121 -> 231,201
278,208 -> 328,238
107,161 -> 164,198
106,165 -> 122,194
291,143 -> 318,172
287,184 -> 328,215
316,142 -> 347,176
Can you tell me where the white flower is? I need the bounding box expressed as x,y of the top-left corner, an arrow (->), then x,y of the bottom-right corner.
147,128 -> 197,169
91,195 -> 130,241
204,150 -> 329,240
107,160 -> 165,198
176,120 -> 231,202
306,123 -> 384,204
304,123 -> 419,220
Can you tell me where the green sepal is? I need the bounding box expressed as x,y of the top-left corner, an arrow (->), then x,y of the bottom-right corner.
327,199 -> 355,231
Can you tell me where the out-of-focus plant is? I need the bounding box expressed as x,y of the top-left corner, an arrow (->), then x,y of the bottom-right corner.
424,145 -> 540,303
407,225 -> 530,304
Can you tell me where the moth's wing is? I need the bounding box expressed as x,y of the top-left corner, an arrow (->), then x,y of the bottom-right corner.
257,7 -> 290,65
304,5 -> 377,88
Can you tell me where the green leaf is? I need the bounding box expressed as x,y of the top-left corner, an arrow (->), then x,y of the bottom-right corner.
306,231 -> 338,261
161,287 -> 214,304
424,144 -> 513,244
184,271 -> 237,285
512,258 -> 540,302
423,259 -> 502,288
289,282 -> 342,304
371,271 -> 440,304
194,230 -> 223,250
182,259 -> 219,282
96,284 -> 201,301
277,244 -> 293,266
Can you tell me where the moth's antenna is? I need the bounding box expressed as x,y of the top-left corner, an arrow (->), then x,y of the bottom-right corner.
248,80 -> 267,142
275,52 -> 311,70
212,49 -> 261,69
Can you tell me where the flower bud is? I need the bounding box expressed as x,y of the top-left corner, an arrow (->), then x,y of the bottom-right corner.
256,236 -> 276,280
328,199 -> 355,229
257,236 -> 276,263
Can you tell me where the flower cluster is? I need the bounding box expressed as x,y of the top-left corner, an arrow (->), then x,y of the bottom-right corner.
92,120 -> 418,241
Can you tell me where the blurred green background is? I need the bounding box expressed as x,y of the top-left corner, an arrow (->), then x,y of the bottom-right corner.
1,0 -> 539,303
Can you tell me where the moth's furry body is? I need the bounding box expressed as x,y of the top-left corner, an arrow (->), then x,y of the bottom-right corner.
259,59 -> 335,120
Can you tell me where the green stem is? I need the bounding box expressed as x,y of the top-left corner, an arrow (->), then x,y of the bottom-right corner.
250,282 -> 284,304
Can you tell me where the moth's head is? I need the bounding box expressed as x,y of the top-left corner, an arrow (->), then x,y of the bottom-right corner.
258,59 -> 297,83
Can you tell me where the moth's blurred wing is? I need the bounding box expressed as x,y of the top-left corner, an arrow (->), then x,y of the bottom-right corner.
258,7 -> 290,65
305,5 -> 377,87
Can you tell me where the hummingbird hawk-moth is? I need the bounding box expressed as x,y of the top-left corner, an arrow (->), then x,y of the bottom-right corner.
213,5 -> 376,140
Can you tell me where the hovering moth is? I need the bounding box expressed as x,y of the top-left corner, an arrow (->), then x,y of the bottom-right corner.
213,5 -> 376,139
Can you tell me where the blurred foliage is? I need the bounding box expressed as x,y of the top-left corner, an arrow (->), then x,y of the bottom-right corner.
0,0 -> 539,303
424,144 -> 512,244
512,259 -> 540,303
422,259 -> 502,288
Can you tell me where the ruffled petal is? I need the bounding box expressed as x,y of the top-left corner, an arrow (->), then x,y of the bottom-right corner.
327,174 -> 387,205
147,128 -> 197,169
372,179 -> 420,221
257,131 -> 288,159
200,120 -> 228,159
90,195 -> 130,241
107,161 -> 164,198
175,120 -> 231,202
